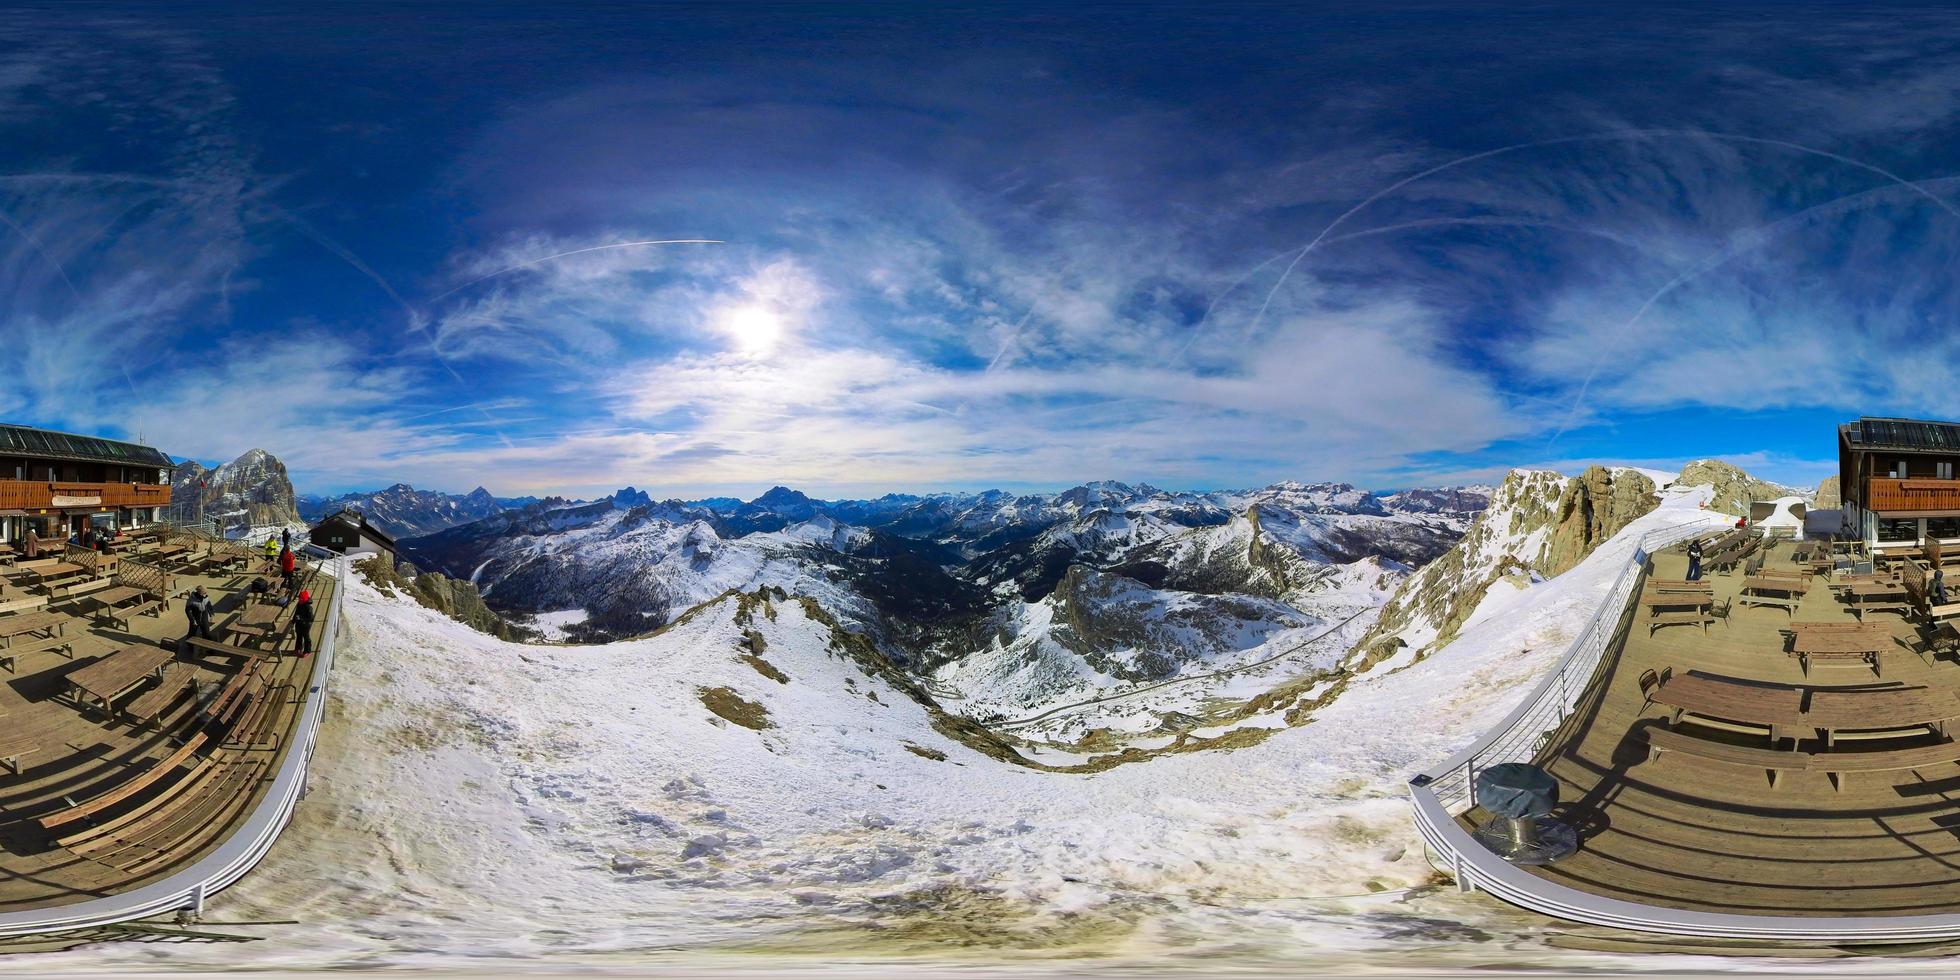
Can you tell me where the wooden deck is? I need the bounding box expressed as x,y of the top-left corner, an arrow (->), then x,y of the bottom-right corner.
0,541 -> 330,914
1492,539 -> 1960,917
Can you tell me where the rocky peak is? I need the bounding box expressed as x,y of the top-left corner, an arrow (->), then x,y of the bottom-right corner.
751,486 -> 815,510
171,449 -> 300,530
1677,459 -> 1795,516
1816,475 -> 1841,510
613,486 -> 654,509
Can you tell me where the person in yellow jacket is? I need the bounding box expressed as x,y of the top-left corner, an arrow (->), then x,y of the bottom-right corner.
263,535 -> 280,566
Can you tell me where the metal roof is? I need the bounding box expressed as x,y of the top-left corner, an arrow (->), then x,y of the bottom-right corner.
0,424 -> 172,469
1841,417 -> 1960,453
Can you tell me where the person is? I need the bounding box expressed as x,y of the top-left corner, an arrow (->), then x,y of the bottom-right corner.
263,535 -> 280,567
182,586 -> 212,644
1937,568 -> 1950,607
279,544 -> 297,591
22,526 -> 37,559
282,527 -> 292,551
292,589 -> 315,656
1686,537 -> 1704,582
1735,516 -> 1748,530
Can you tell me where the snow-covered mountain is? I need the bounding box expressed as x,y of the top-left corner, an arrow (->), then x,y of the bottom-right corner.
387,478 -> 1486,740
170,448 -> 301,530
299,483 -> 508,539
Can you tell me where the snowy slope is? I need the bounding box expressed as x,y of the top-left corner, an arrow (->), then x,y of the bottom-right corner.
30,495 -> 1753,975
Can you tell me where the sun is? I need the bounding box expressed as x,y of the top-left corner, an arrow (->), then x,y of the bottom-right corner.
720,304 -> 783,354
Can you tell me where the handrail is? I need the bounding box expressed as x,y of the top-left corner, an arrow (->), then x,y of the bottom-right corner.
0,554 -> 347,937
1408,518 -> 1719,811
1404,516 -> 1960,940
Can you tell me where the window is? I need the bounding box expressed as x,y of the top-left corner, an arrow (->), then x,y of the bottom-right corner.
1930,517 -> 1960,540
1893,459 -> 1912,478
1941,462 -> 1955,480
1880,517 -> 1921,543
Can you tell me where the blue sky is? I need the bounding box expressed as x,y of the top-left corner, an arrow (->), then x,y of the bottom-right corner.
3,4 -> 1957,498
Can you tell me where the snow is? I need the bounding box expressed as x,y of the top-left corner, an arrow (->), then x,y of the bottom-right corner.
528,607 -> 589,641
20,469 -> 1828,975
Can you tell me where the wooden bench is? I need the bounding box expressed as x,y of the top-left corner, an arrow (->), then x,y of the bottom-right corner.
1737,592 -> 1801,615
37,731 -> 210,829
1644,725 -> 1960,791
65,756 -> 268,874
180,633 -> 279,664
0,629 -> 77,672
0,734 -> 39,775
124,662 -> 197,729
1645,725 -> 1804,788
1645,609 -> 1717,636
1810,742 -> 1960,792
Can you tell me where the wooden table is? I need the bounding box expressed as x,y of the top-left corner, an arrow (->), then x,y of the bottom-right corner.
17,561 -> 84,592
0,734 -> 34,776
1843,582 -> 1912,621
152,544 -> 188,563
1740,575 -> 1805,614
1787,622 -> 1894,676
0,610 -> 66,648
1647,579 -> 1714,594
1652,673 -> 1807,744
228,599 -> 287,646
1653,672 -> 1960,748
1806,687 -> 1960,746
65,644 -> 174,717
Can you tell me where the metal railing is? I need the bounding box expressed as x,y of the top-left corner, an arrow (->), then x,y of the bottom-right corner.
1404,517 -> 1960,940
0,554 -> 348,937
1408,518 -> 1719,812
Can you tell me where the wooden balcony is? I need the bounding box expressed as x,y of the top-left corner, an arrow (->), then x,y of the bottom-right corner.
1868,477 -> 1960,513
0,479 -> 171,512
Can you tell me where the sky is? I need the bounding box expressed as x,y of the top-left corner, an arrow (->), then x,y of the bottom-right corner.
5,3 -> 1960,499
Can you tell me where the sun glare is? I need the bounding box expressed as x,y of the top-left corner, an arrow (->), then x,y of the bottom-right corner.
721,305 -> 784,354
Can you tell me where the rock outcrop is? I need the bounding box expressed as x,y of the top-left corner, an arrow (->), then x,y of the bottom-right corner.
358,555 -> 528,642
1677,459 -> 1792,517
1346,466 -> 1660,672
1816,475 -> 1841,510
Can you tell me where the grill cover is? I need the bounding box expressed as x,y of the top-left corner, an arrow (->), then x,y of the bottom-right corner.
1475,762 -> 1559,819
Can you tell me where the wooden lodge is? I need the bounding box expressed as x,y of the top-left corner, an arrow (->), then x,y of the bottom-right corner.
308,507 -> 397,558
0,424 -> 173,550
1839,417 -> 1960,552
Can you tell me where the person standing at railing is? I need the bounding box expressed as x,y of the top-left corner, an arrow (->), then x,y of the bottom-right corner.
22,526 -> 37,559
1686,538 -> 1704,581
279,544 -> 297,592
292,589 -> 315,656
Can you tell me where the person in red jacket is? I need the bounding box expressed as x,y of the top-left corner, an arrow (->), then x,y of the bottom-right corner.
279,544 -> 297,592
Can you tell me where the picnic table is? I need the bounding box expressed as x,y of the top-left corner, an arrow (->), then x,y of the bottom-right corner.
1842,581 -> 1912,621
0,733 -> 33,776
151,544 -> 188,563
1740,575 -> 1805,615
0,610 -> 66,648
227,598 -> 288,646
1787,621 -> 1895,676
1653,672 -> 1960,748
16,561 -> 85,593
1651,673 -> 1806,744
1647,578 -> 1714,594
65,644 -> 174,717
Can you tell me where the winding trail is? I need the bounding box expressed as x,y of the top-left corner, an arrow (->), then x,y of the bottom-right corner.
995,605 -> 1377,730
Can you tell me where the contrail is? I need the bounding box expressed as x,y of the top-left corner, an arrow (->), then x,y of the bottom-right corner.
1545,173 -> 1960,446
427,239 -> 724,304
1244,128 -> 1960,341
986,303 -> 1041,372
1170,215 -> 1655,365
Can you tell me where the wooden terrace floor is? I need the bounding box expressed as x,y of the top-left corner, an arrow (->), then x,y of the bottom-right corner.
0,546 -> 329,914
1481,540 -> 1960,917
